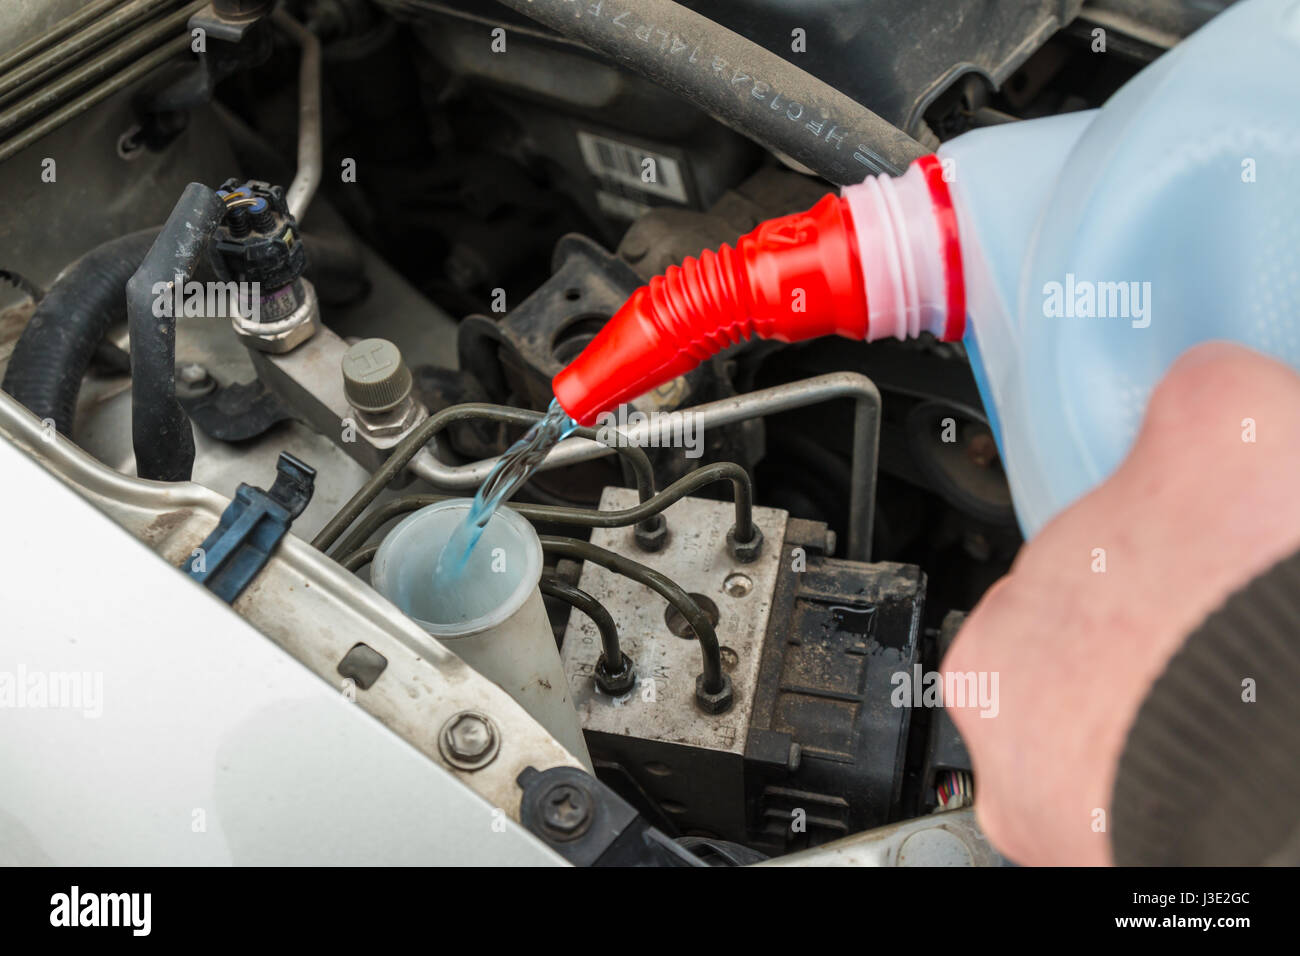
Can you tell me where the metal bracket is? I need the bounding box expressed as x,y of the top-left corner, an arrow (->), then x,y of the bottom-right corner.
179,379 -> 295,442
517,766 -> 704,867
184,452 -> 316,602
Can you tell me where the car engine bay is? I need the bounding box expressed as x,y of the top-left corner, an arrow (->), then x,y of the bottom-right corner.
0,0 -> 1234,866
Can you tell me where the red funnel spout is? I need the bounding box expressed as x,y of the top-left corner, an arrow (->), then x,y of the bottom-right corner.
553,154 -> 964,426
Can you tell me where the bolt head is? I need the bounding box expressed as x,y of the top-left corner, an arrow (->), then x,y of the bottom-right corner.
726,524 -> 764,563
594,652 -> 637,696
634,514 -> 669,552
448,715 -> 492,758
178,363 -> 209,385
438,711 -> 499,770
175,363 -> 215,399
539,783 -> 593,839
695,672 -> 734,714
723,572 -> 753,598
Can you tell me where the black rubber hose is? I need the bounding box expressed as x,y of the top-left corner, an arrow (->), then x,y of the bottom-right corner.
2,230 -> 157,435
539,574 -> 624,670
0,226 -> 347,438
540,534 -> 724,693
493,0 -> 926,182
127,182 -> 226,481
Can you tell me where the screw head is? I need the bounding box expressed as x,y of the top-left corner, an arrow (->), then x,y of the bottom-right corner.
175,363 -> 215,398
438,711 -> 499,770
538,783 -> 593,840
723,572 -> 753,597
178,363 -> 209,384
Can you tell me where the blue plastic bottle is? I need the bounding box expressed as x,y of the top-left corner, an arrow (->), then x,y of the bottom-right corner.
943,0 -> 1300,536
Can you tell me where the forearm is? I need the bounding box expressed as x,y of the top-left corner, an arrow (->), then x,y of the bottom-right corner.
1112,546 -> 1300,865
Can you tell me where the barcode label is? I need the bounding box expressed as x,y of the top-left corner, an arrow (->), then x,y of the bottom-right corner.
577,131 -> 689,205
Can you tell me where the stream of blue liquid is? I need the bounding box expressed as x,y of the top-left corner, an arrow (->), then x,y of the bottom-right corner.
432,398 -> 579,590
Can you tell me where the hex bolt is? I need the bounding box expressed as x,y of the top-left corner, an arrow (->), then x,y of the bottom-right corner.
594,651 -> 637,696
633,513 -> 669,552
175,363 -> 215,398
695,672 -> 734,714
178,363 -> 210,385
538,782 -> 593,840
726,523 -> 764,563
723,572 -> 753,598
448,716 -> 492,758
438,711 -> 499,770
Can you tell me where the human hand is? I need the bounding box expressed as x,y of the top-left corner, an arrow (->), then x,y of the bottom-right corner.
943,342 -> 1300,865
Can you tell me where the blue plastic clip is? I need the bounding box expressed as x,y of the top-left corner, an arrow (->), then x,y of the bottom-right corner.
183,452 -> 316,603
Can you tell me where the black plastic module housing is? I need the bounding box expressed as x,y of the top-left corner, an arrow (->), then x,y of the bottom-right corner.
745,517 -> 925,853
